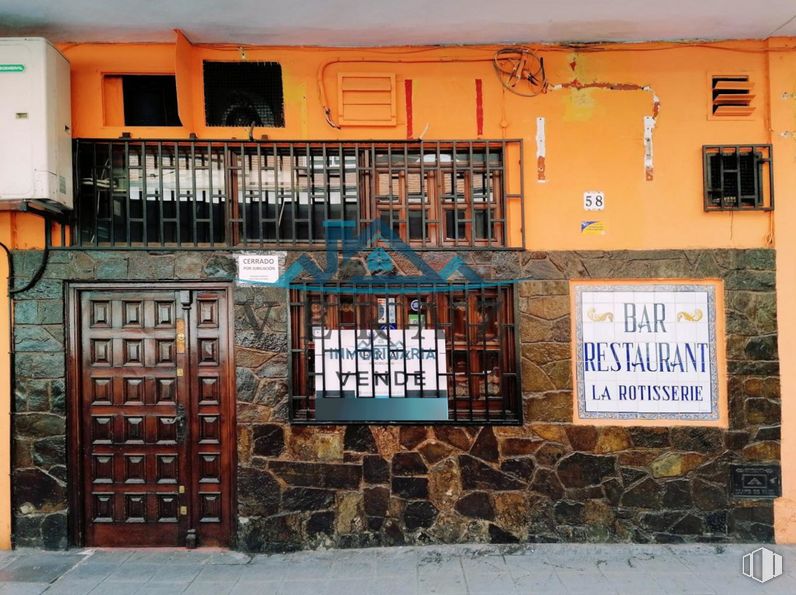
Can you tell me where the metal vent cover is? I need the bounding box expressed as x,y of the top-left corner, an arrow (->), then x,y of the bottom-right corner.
203,61 -> 285,128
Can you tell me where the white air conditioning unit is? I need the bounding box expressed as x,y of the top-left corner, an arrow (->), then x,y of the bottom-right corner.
0,37 -> 72,208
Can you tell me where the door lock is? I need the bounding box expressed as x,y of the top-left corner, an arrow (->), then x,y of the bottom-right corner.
180,506 -> 188,516
176,403 -> 187,444
176,319 -> 186,353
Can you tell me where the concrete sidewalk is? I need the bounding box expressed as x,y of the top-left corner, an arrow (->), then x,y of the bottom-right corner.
0,543 -> 795,594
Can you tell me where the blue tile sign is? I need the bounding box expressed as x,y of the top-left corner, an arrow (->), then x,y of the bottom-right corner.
573,281 -> 721,421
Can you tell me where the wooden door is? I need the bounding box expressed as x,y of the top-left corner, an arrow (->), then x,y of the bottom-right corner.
74,286 -> 233,547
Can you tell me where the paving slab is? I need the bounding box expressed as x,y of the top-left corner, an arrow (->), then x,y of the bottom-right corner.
0,543 -> 794,594
0,553 -> 86,584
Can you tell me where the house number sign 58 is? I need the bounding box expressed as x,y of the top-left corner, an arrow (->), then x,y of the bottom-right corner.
584,191 -> 605,211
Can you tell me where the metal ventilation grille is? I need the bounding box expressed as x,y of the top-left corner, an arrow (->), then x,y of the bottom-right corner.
203,61 -> 285,127
711,75 -> 754,117
337,73 -> 396,126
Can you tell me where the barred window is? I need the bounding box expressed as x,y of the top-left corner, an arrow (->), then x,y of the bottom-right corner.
289,284 -> 521,424
703,145 -> 773,211
73,140 -> 520,249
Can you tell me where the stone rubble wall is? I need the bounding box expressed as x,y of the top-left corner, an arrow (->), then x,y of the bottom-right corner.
10,249 -> 779,549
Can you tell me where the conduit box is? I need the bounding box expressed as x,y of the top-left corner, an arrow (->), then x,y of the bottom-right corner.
731,464 -> 781,499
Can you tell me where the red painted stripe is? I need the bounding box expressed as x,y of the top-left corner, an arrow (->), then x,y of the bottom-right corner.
405,79 -> 413,139
475,79 -> 484,136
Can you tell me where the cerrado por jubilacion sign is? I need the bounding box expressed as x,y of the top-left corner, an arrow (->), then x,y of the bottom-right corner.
572,281 -> 722,421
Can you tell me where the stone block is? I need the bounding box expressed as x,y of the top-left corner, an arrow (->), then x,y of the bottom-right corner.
459,455 -> 525,490
554,501 -> 584,524
344,425 -> 377,452
391,477 -> 428,499
363,455 -> 389,484
469,427 -> 499,462
455,492 -> 494,520
307,511 -> 335,536
500,458 -> 535,482
525,391 -> 572,422
15,413 -> 65,438
428,458 -> 461,509
174,253 -> 205,279
669,427 -> 724,453
15,379 -> 50,412
629,427 -> 670,449
419,441 -> 455,465
282,487 -> 335,511
556,452 -> 617,488
288,427 -> 342,461
237,467 -> 280,517
744,335 -> 778,361
535,443 -> 567,467
434,427 -> 472,450
594,427 -> 631,453
40,513 -> 68,550
742,441 -> 780,461
14,468 -> 66,513
15,326 -> 63,352
661,479 -> 692,508
620,477 -> 662,508
649,452 -> 706,478
363,486 -> 389,517
32,437 -> 66,468
269,461 -> 362,489
404,500 -> 438,530
744,398 -> 780,425
252,424 -> 285,457
203,255 -> 236,278
95,258 -> 128,279
16,353 -> 65,379
691,478 -> 727,511
392,452 -> 427,476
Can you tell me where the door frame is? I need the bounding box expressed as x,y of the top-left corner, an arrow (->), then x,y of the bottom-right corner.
66,281 -> 237,547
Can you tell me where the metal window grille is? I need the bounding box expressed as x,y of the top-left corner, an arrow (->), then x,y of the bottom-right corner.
72,139 -> 523,249
703,144 -> 773,211
289,283 -> 521,424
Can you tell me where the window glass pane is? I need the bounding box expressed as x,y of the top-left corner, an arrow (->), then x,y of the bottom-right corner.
445,210 -> 467,240
408,211 -> 427,240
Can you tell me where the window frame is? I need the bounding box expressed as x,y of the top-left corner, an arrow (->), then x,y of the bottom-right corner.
703,144 -> 773,212
288,283 -> 523,425
72,139 -> 521,250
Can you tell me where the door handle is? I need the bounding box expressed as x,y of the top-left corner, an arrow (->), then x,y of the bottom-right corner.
176,403 -> 187,444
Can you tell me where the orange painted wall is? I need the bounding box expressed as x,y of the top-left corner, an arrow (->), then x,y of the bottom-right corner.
62,39 -> 779,251
768,38 -> 796,544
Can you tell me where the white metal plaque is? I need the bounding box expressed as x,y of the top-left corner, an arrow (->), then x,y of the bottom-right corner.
236,252 -> 285,285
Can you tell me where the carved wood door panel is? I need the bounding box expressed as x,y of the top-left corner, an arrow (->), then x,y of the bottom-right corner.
75,287 -> 232,547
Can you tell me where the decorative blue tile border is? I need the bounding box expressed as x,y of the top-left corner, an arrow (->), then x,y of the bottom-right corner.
574,282 -> 720,421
